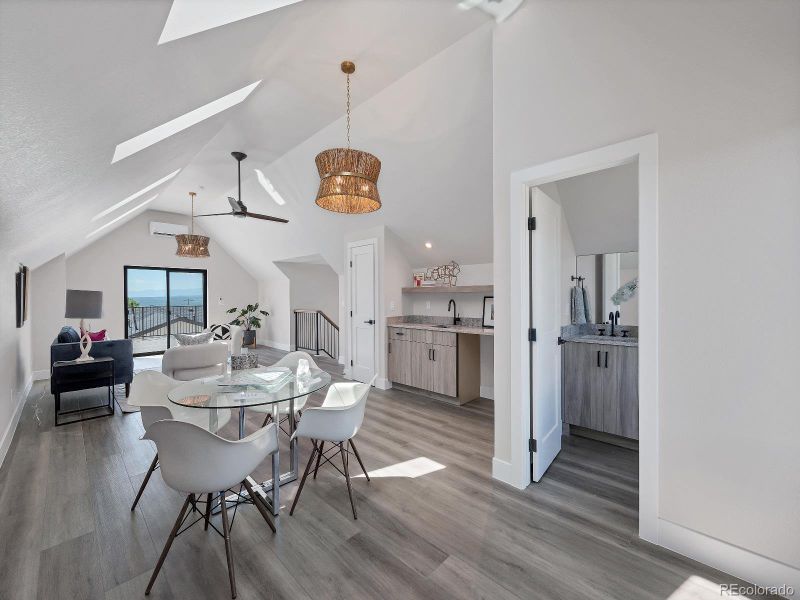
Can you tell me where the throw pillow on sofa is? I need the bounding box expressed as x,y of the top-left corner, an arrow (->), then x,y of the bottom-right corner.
57,326 -> 80,344
174,331 -> 214,346
86,329 -> 107,341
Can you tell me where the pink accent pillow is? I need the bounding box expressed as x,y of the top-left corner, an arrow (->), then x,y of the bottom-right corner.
86,329 -> 106,342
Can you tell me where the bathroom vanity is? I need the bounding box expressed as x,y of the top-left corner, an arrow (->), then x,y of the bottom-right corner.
561,332 -> 638,440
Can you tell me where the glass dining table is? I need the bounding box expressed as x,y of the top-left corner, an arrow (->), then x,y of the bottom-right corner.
168,366 -> 331,515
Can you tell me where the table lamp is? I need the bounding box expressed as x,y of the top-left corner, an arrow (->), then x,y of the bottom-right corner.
65,289 -> 103,362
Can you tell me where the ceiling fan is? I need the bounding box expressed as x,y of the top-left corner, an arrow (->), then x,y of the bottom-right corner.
196,151 -> 289,224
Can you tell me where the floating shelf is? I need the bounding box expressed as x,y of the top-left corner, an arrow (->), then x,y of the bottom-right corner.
401,285 -> 493,294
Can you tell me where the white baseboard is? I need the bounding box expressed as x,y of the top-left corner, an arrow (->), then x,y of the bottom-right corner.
33,369 -> 49,381
658,519 -> 800,590
492,457 -> 515,484
375,377 -> 391,390
262,340 -> 290,352
0,376 -> 32,470
480,385 -> 494,400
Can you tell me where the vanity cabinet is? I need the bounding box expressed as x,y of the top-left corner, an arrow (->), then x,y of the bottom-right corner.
387,327 -> 479,404
562,341 -> 638,439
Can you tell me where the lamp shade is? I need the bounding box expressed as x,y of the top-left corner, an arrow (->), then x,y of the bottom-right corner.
314,148 -> 381,214
65,290 -> 103,319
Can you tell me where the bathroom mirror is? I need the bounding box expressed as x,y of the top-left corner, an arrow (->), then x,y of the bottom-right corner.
575,251 -> 638,325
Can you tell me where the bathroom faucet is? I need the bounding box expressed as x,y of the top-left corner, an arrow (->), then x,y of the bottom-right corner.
609,311 -> 616,337
448,299 -> 460,326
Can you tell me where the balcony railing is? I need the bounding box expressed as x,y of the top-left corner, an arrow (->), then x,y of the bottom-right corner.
127,305 -> 205,338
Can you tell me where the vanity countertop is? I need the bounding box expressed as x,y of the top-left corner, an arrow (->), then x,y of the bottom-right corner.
389,322 -> 494,337
561,334 -> 638,347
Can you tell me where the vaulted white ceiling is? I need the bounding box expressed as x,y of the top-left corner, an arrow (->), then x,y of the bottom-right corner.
0,0 -> 494,273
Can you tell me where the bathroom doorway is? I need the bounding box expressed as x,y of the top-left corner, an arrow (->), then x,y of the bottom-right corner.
508,134 -> 659,541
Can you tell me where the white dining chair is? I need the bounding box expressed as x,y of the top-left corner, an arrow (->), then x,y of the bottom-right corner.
249,351 -> 320,428
289,375 -> 375,520
127,370 -> 231,511
143,419 -> 279,599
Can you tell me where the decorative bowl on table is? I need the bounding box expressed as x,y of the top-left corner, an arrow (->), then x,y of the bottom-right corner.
231,353 -> 259,370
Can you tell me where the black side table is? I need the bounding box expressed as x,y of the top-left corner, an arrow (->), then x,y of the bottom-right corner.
51,356 -> 116,426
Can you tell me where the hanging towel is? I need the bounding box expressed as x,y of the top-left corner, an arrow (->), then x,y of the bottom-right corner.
571,286 -> 587,325
582,286 -> 593,324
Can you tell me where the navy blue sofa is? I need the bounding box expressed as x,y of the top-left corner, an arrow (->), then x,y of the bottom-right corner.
51,327 -> 134,397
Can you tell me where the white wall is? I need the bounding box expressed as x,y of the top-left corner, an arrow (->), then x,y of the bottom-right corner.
65,210 -> 258,341
492,0 -> 800,585
275,261 -> 339,349
258,263 -> 291,351
30,254 -> 66,375
0,254 -> 33,469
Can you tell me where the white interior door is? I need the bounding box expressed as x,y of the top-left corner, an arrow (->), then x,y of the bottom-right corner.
349,241 -> 377,383
530,187 -> 562,481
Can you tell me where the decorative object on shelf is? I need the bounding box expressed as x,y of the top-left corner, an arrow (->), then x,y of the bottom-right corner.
412,271 -> 426,287
315,61 -> 382,214
482,296 -> 495,329
611,277 -> 639,305
15,265 -> 29,328
426,261 -> 461,287
227,303 -> 269,348
231,353 -> 259,370
196,152 -> 289,224
64,289 -> 104,361
175,192 -> 211,258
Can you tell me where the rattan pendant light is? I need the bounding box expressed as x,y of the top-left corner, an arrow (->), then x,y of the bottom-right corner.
315,61 -> 381,214
175,192 -> 210,258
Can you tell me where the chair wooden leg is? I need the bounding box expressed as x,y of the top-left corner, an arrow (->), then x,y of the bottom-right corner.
348,439 -> 370,482
131,453 -> 158,511
219,492 -> 237,599
313,441 -> 325,479
204,492 -> 213,530
260,413 -> 272,428
289,441 -> 319,516
146,494 -> 192,595
340,442 -> 357,520
125,383 -> 130,397
242,479 -> 276,533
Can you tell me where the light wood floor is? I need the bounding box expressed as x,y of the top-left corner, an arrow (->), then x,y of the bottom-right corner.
0,347 -> 774,600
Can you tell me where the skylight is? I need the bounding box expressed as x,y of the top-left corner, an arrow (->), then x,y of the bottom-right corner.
111,81 -> 261,163
158,0 -> 305,45
86,194 -> 159,238
254,169 -> 286,205
92,169 -> 180,221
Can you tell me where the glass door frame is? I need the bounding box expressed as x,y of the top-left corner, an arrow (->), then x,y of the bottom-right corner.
124,265 -> 208,357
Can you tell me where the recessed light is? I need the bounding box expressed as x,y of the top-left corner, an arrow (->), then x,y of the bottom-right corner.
111,81 -> 261,163
92,169 -> 180,221
86,194 -> 159,238
425,242 -> 432,249
254,169 -> 286,205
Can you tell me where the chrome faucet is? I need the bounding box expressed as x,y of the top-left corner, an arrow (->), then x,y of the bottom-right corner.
448,299 -> 460,326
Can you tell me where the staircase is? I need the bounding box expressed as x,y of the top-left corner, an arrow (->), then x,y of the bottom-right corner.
294,309 -> 339,360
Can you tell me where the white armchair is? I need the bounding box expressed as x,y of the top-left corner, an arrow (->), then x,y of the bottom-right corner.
290,375 -> 375,519
143,420 -> 279,598
161,342 -> 228,381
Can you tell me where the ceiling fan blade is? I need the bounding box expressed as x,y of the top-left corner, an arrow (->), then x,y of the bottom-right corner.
195,212 -> 234,217
228,197 -> 243,213
244,211 -> 289,223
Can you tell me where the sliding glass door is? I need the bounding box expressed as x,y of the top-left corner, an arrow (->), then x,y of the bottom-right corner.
125,266 -> 208,356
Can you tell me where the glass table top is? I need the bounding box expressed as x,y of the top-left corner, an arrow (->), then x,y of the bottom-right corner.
168,366 -> 331,409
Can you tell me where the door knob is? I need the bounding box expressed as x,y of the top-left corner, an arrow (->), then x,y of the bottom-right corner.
364,319 -> 375,325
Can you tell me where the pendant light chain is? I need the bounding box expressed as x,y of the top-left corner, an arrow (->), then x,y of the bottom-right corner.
189,192 -> 196,235
345,72 -> 351,149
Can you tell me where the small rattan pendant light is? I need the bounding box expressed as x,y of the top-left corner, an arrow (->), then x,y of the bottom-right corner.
175,192 -> 210,258
315,61 -> 381,214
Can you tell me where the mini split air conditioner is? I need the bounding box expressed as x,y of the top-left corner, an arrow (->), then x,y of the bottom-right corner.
149,221 -> 188,237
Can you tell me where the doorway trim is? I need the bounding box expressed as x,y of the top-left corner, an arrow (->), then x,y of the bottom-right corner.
506,134 -> 659,542
345,238 -> 379,384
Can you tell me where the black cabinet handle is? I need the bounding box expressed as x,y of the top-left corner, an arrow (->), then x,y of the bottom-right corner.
605,351 -> 609,368
395,331 -> 404,336
432,349 -> 436,361
428,348 -> 432,360
388,342 -> 391,354
597,350 -> 601,367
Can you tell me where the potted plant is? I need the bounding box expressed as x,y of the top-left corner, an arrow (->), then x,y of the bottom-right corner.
226,303 -> 269,348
